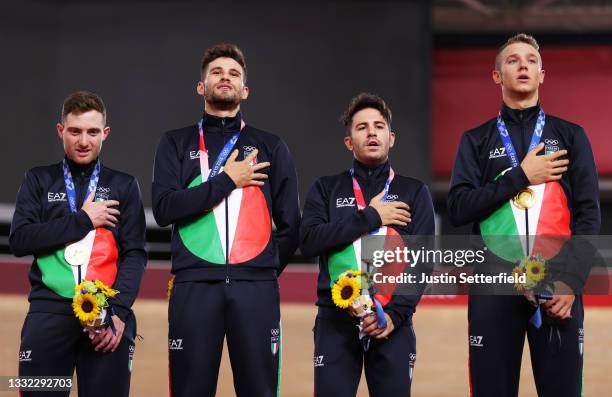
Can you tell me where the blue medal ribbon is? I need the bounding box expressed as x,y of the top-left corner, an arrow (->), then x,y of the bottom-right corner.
198,118 -> 242,181
62,159 -> 101,213
496,109 -> 546,169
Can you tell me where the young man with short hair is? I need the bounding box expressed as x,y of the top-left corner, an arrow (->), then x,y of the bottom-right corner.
301,93 -> 435,396
448,33 -> 600,396
10,91 -> 147,396
152,43 -> 300,397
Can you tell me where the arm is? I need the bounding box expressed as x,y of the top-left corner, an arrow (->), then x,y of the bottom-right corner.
9,170 -> 93,256
269,140 -> 301,274
110,177 -> 147,322
384,184 -> 436,329
152,133 -> 236,227
447,133 -> 529,227
551,128 -> 601,293
299,178 -> 381,258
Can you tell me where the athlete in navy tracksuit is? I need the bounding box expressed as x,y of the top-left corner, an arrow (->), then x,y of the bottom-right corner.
9,92 -> 146,396
152,44 -> 300,397
448,34 -> 600,396
301,93 -> 435,397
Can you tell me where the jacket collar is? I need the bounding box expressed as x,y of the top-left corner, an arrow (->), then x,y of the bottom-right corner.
351,159 -> 390,180
500,102 -> 541,124
65,156 -> 98,177
201,110 -> 242,133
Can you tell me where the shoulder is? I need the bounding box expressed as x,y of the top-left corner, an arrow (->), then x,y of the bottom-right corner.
545,114 -> 586,135
158,125 -> 197,146
307,171 -> 350,195
392,174 -> 430,196
244,125 -> 284,147
23,162 -> 62,182
462,117 -> 498,141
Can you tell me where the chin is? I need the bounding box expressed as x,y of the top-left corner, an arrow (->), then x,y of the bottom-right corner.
359,155 -> 384,166
70,155 -> 95,165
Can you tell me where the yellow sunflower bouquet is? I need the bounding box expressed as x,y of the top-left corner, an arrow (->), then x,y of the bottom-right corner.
331,270 -> 375,318
512,255 -> 547,293
73,280 -> 118,332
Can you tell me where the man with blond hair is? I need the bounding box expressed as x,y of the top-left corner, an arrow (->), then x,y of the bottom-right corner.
448,33 -> 600,396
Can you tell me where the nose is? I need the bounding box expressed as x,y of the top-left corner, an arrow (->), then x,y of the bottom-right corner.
366,125 -> 377,137
77,133 -> 88,146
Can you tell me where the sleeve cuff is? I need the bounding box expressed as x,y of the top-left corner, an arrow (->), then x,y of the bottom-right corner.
215,171 -> 237,196
384,308 -> 404,329
506,166 -> 530,192
76,210 -> 94,231
362,206 -> 382,230
111,304 -> 132,322
557,273 -> 583,295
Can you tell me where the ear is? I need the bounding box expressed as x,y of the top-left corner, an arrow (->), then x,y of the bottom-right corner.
56,123 -> 64,140
102,126 -> 111,142
343,135 -> 354,152
241,84 -> 249,100
539,69 -> 545,84
196,81 -> 205,96
492,69 -> 502,85
389,131 -> 396,149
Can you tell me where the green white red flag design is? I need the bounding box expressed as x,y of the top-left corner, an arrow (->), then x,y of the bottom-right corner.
37,228 -> 119,298
480,180 -> 571,262
178,174 -> 271,264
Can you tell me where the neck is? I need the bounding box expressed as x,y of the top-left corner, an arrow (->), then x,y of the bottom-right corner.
204,102 -> 240,118
502,89 -> 539,110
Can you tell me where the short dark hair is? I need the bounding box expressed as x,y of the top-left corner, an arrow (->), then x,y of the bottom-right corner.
340,93 -> 392,136
201,43 -> 247,83
495,33 -> 541,70
61,91 -> 107,124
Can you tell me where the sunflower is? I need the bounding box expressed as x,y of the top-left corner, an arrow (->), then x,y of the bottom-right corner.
167,276 -> 175,301
331,276 -> 361,309
94,280 -> 117,298
512,266 -> 526,293
526,257 -> 546,283
73,293 -> 101,323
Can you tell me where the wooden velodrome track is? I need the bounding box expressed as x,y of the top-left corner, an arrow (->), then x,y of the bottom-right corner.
1,259 -> 611,396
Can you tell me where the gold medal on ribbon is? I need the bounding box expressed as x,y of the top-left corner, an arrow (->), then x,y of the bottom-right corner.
65,243 -> 88,267
513,188 -> 536,209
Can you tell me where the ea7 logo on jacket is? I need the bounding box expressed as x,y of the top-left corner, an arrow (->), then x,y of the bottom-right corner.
19,350 -> 32,362
489,147 -> 507,159
168,339 -> 184,350
47,192 -> 67,202
469,335 -> 484,347
189,150 -> 200,160
336,197 -> 356,208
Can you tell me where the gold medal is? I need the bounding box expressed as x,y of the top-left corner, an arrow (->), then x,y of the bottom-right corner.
513,188 -> 536,209
65,243 -> 88,267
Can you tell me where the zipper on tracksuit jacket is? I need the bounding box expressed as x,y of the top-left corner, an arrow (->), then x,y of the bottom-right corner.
222,118 -> 231,284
